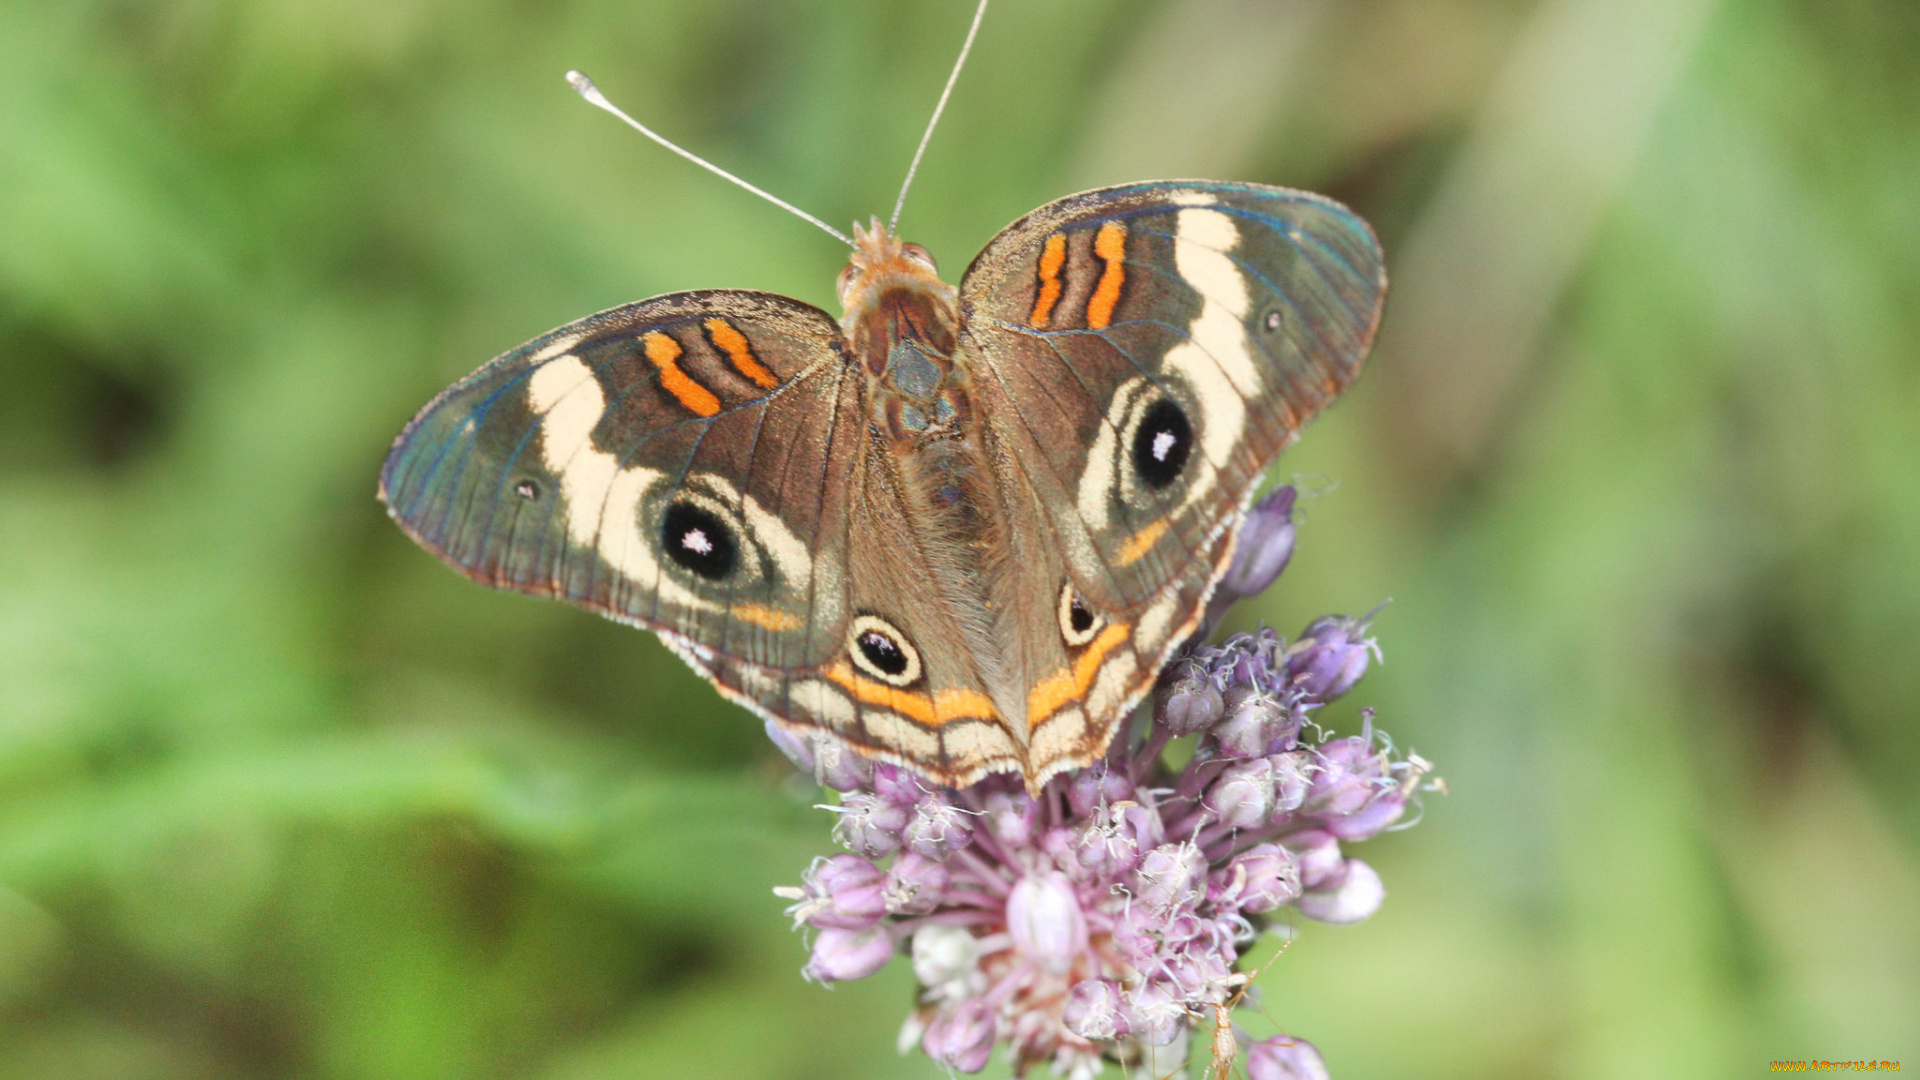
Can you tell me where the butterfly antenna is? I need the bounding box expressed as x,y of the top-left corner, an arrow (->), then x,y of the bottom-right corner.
888,0 -> 991,232
567,71 -> 854,247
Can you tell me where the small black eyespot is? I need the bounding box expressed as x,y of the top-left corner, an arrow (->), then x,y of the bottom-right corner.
1131,399 -> 1192,489
514,479 -> 540,500
1264,310 -> 1283,332
1069,597 -> 1095,635
857,629 -> 909,676
847,615 -> 922,685
661,502 -> 737,580
1058,582 -> 1106,648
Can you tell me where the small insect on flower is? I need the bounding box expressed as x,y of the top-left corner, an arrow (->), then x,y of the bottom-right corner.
1204,973 -> 1254,1080
1191,932 -> 1304,1080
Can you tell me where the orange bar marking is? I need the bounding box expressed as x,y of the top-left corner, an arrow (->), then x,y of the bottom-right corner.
731,602 -> 802,631
824,663 -> 1000,727
1028,232 -> 1068,328
644,331 -> 720,417
1027,621 -> 1131,728
1115,518 -> 1168,567
1086,221 -> 1128,329
705,318 -> 778,390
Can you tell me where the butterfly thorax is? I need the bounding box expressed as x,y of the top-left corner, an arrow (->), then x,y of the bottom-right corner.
838,219 -> 977,475
839,221 -> 959,391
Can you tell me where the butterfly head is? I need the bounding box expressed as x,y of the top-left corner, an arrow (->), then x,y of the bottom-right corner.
837,218 -> 953,323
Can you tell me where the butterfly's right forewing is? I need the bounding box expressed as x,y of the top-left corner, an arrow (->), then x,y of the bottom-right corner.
959,182 -> 1384,614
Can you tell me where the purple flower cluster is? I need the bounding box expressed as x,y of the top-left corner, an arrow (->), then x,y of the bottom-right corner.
768,488 -> 1436,1078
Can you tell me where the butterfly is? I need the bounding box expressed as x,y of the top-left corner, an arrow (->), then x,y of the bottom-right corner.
381,175 -> 1384,794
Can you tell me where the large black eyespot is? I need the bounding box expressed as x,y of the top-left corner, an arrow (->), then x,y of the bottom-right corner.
858,632 -> 907,674
1131,398 -> 1192,489
661,501 -> 737,580
1058,583 -> 1107,648
1069,600 -> 1095,635
847,614 -> 922,687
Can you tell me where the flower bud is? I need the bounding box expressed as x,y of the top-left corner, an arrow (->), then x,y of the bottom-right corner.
1219,486 -> 1296,600
804,925 -> 895,982
904,797 -> 975,861
911,923 -> 981,988
982,787 -> 1037,848
1307,737 -> 1389,817
831,792 -> 908,859
1076,804 -> 1157,877
1158,906 -> 1207,946
1067,763 -> 1135,817
1038,824 -> 1080,872
1122,980 -> 1184,1046
1218,650 -> 1264,693
1270,750 -> 1312,814
1107,910 -> 1156,971
871,763 -> 924,806
1267,701 -> 1308,754
1207,757 -> 1276,828
1213,687 -> 1285,758
796,853 -> 888,929
1164,948 -> 1230,997
1062,978 -> 1129,1041
1246,1034 -> 1331,1080
885,852 -> 951,915
813,738 -> 873,792
1323,784 -> 1408,840
1210,843 -> 1302,913
923,999 -> 996,1073
1133,844 -> 1207,910
1297,858 -> 1383,924
1286,616 -> 1376,703
1007,872 -> 1088,974
763,718 -> 815,773
1286,830 -> 1345,892
1155,659 -> 1223,735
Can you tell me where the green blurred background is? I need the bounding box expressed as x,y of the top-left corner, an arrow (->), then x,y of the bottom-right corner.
3,0 -> 1917,1076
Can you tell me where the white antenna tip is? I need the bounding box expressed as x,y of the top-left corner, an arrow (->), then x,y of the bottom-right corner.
558,64 -> 855,248
565,70 -> 603,103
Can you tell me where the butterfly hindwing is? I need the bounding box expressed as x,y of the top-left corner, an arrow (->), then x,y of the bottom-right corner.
381,290 -> 863,670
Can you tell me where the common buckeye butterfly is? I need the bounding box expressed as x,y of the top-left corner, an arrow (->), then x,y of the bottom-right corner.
379,15 -> 1385,794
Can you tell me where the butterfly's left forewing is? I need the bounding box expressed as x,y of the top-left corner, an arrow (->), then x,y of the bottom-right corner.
381,290 -> 865,675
